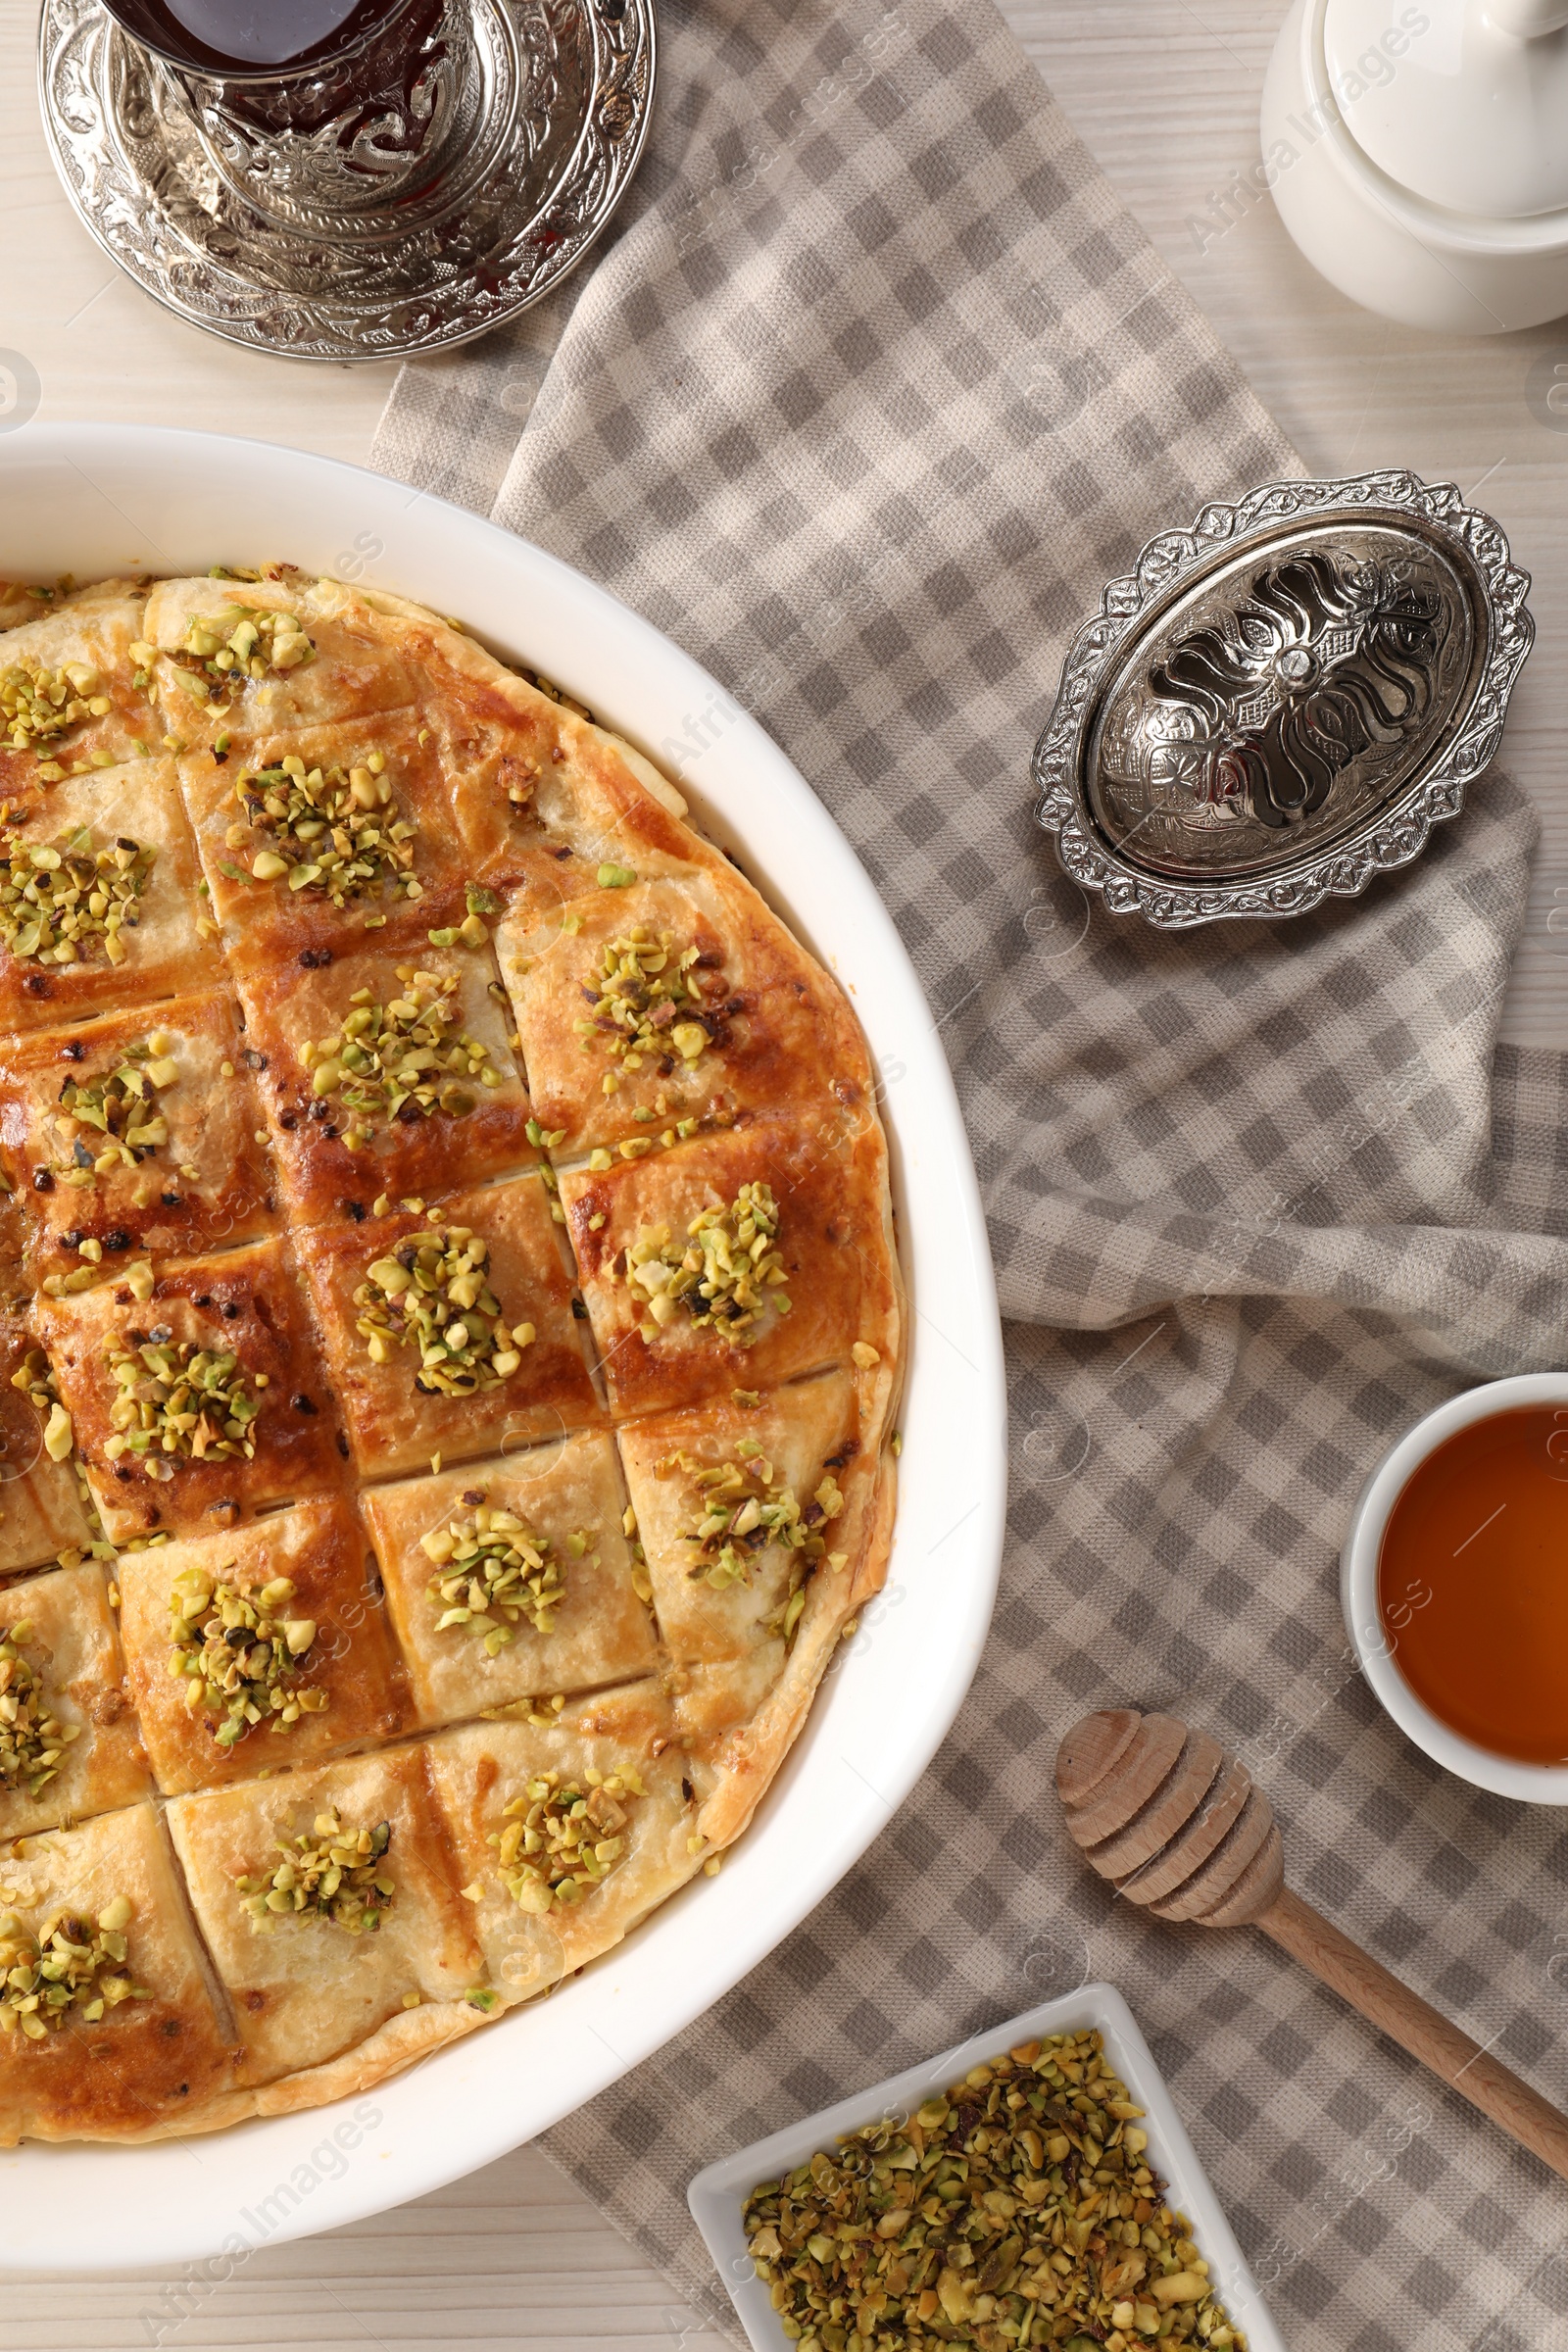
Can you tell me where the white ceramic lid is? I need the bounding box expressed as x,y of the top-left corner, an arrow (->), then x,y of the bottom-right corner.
1324,0 -> 1568,219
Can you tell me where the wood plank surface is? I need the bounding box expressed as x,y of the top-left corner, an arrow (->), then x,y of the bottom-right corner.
1,0 -> 1566,2341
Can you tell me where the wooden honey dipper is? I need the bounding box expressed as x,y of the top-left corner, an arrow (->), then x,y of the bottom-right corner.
1057,1708 -> 1568,2181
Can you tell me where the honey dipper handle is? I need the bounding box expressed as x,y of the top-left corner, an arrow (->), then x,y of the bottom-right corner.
1258,1888 -> 1568,2182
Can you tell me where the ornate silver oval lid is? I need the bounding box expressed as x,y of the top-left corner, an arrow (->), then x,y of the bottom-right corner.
1032,470 -> 1534,928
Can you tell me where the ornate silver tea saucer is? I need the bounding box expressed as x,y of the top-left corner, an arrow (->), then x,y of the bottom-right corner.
37,0 -> 656,364
1033,469 -> 1534,928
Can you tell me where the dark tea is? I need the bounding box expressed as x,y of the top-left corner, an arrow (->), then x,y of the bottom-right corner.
101,0 -> 416,74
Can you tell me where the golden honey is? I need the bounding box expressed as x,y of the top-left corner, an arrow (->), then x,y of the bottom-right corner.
1379,1404 -> 1568,1764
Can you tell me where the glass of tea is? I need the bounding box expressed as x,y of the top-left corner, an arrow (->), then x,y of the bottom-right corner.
96,0 -> 479,204
97,0 -> 425,77
39,0 -> 653,363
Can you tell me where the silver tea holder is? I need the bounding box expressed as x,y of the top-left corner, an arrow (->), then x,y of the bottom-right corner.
1032,469 -> 1535,928
37,0 -> 656,364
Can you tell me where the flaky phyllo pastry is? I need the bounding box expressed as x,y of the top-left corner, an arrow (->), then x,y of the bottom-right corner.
0,568 -> 902,2143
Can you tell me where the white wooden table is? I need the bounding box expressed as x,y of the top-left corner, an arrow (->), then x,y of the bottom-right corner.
3,0 -> 1567,2340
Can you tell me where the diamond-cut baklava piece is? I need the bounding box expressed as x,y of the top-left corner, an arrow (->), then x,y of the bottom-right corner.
38,1239 -> 346,1544
495,868 -> 874,1158
424,1684 -> 698,2005
0,1801 -> 239,2146
0,1315 -> 95,1579
0,991 -> 274,1267
362,1435 -> 657,1732
617,1371 -> 860,1682
178,711 -> 472,974
0,585 -> 155,802
234,939 -> 534,1229
118,1496 -> 407,1795
616,1368 -> 892,1845
380,596 -> 699,911
0,761 -> 221,1034
0,1560 -> 149,1838
168,1743 -> 485,2084
560,1114 -> 898,1419
297,1174 -> 603,1480
142,572 -> 417,746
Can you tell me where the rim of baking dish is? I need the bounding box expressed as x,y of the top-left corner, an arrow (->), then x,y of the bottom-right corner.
0,425 -> 1006,2275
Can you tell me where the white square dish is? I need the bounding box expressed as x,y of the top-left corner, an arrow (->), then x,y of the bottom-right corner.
688,1983 -> 1289,2352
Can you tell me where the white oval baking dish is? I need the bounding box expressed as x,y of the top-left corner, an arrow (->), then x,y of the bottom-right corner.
0,425 -> 1006,2274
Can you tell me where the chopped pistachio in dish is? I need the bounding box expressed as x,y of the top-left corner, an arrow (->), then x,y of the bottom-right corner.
743,2032 -> 1248,2352
167,1567 -> 327,1749
618,1182 -> 789,1343
236,1810 -> 393,1935
0,1896 -> 146,2037
355,1228 -> 534,1396
0,827 -> 156,965
303,970 -> 502,1147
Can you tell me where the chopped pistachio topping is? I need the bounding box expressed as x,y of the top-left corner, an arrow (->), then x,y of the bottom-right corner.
0,826 -> 155,965
662,1444 -> 845,1607
743,2032 -> 1247,2352
0,1897 -> 147,2038
1,660 -> 113,777
420,1495 -> 572,1651
576,928 -> 721,1072
9,1349 -> 78,1494
0,1622 -> 82,1796
50,1028 -> 179,1182
170,604 -> 315,702
304,969 -> 500,1147
487,1765 -> 648,1914
10,1345 -> 58,1419
167,1566 -> 327,1748
355,1228 -> 531,1396
618,1182 -> 789,1343
225,748 -> 418,907
427,888 -> 500,955
236,1810 -> 393,1934
104,1336 -> 262,1470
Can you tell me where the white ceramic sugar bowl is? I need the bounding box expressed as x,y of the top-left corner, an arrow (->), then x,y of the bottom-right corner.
1262,0 -> 1568,332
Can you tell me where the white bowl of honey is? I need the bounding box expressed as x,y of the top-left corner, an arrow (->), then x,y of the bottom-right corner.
1343,1373 -> 1568,1801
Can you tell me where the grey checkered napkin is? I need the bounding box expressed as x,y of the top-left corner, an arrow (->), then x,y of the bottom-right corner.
370,0 -> 1568,2344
